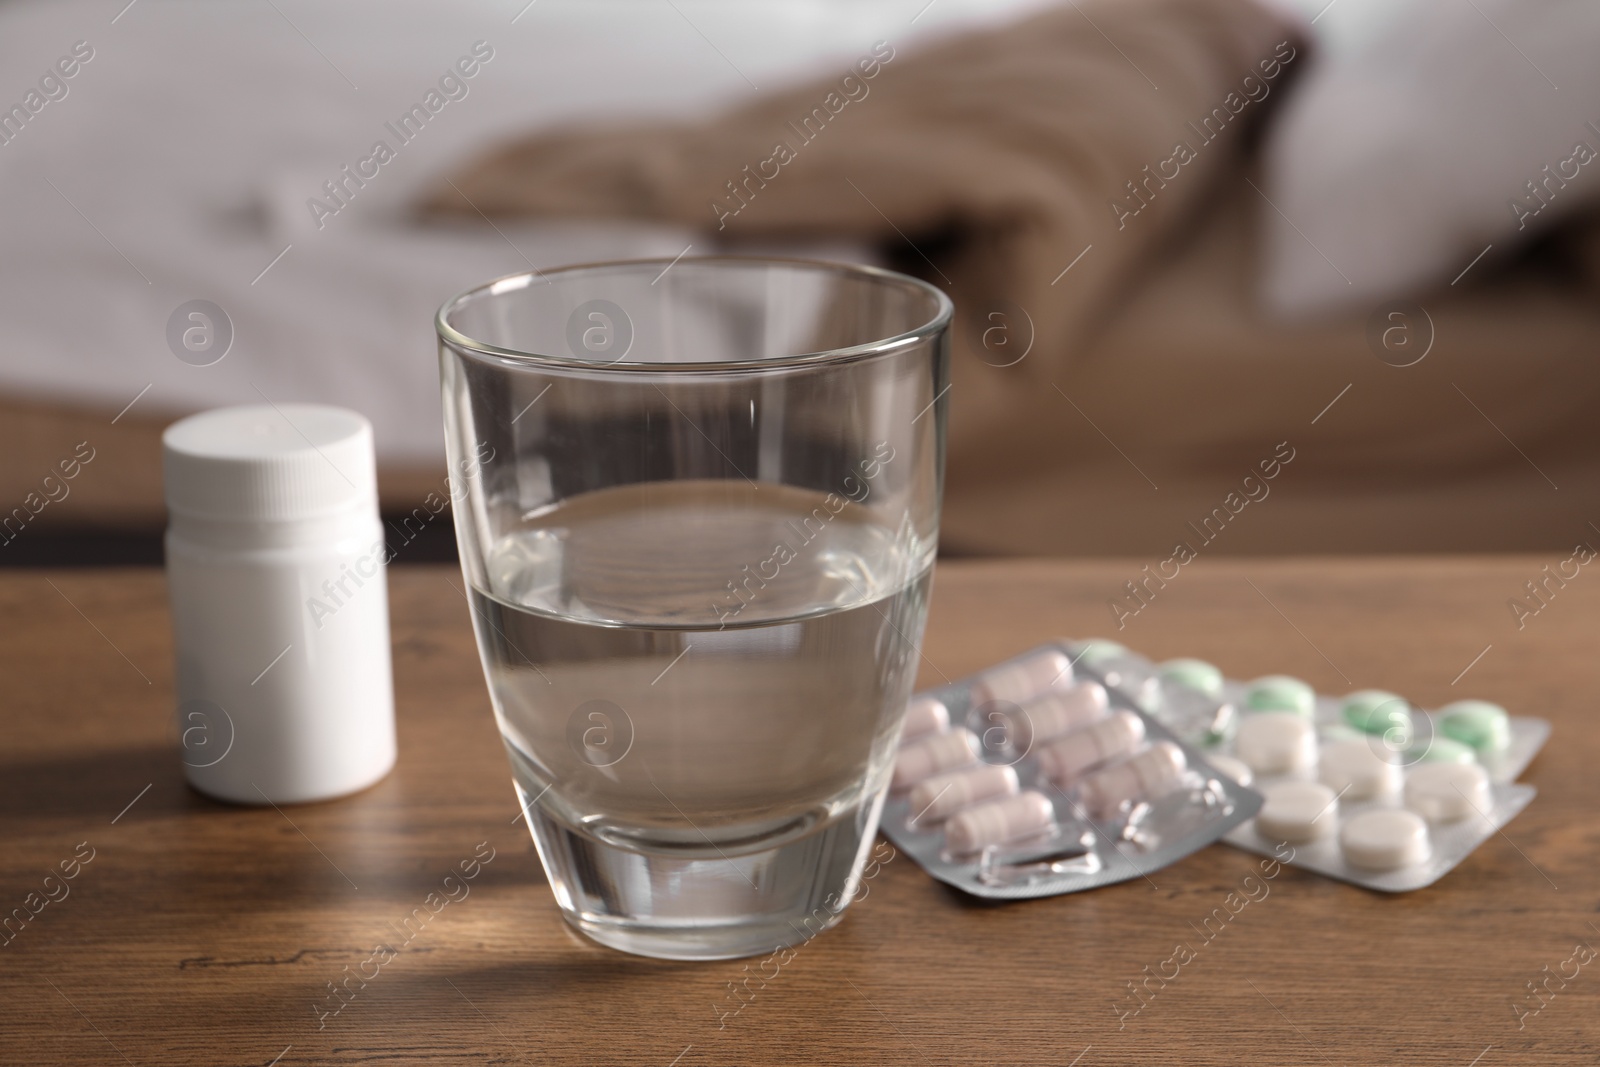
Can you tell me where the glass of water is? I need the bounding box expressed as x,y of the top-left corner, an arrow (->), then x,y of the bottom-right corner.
436,258 -> 950,960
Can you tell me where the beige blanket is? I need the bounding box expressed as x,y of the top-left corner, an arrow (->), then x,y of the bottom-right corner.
421,0 -> 1306,470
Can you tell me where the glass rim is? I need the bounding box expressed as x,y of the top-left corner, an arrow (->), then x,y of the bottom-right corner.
434,255 -> 953,373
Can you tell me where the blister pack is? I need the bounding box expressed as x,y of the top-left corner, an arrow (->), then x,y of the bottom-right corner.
880,644 -> 1262,900
1068,640 -> 1549,892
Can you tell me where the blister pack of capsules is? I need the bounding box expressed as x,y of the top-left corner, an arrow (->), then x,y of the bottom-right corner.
879,644 -> 1262,900
1067,640 -> 1549,892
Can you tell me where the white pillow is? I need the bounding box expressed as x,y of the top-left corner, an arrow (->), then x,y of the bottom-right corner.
1259,0 -> 1600,317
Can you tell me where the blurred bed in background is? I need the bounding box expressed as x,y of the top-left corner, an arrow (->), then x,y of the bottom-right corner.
2,0 -> 1598,562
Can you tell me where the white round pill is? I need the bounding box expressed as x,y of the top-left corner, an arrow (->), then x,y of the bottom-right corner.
1256,780 -> 1339,843
1204,754 -> 1254,787
1236,711 -> 1318,775
899,695 -> 950,744
1340,808 -> 1431,870
1317,739 -> 1402,800
891,729 -> 979,790
1404,761 -> 1491,823
944,790 -> 1056,854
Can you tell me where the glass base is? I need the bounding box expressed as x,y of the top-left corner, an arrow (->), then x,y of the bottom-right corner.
515,780 -> 887,961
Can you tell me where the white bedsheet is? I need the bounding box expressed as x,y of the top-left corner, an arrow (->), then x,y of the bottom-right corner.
0,0 -> 1054,463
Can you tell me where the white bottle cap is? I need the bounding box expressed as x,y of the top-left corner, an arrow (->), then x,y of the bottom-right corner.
163,403 -> 378,522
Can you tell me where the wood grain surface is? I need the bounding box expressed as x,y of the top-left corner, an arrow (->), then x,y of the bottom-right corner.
2,559 -> 1597,1066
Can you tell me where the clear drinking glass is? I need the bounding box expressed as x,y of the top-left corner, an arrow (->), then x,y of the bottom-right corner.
436,257 -> 951,960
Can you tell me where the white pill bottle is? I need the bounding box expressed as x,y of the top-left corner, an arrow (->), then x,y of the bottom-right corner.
163,404 -> 396,804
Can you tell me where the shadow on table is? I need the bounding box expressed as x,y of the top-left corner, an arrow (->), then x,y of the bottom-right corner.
930,879 -> 1018,910
0,743 -> 207,822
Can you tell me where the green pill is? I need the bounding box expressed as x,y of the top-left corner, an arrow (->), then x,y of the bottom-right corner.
1414,737 -> 1477,765
1439,700 -> 1511,753
1158,658 -> 1224,698
1244,675 -> 1316,717
1341,690 -> 1414,746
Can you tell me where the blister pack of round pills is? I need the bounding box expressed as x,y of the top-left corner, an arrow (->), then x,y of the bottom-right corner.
1067,640 -> 1545,892
879,644 -> 1263,900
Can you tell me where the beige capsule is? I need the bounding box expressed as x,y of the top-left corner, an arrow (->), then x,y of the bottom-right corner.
891,728 -> 979,790
1035,710 -> 1146,784
1002,682 -> 1110,749
969,649 -> 1074,708
1204,753 -> 1254,787
898,695 -> 950,745
909,764 -> 1019,824
1075,741 -> 1188,820
944,790 -> 1056,854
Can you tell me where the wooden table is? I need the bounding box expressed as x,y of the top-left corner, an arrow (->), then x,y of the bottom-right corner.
4,559 -> 1597,1065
